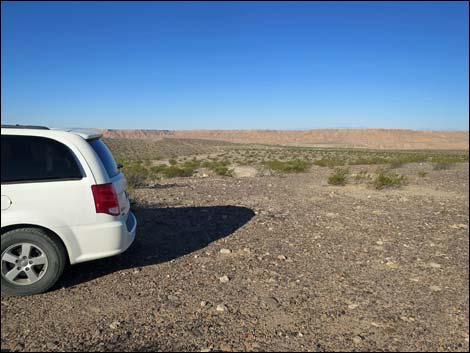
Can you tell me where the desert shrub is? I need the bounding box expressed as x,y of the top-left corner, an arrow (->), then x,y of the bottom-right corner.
200,160 -> 233,176
169,159 -> 178,166
162,165 -> 194,178
213,166 -> 234,176
182,160 -> 201,170
354,170 -> 371,181
125,163 -> 150,189
264,159 -> 311,173
373,170 -> 407,189
126,172 -> 147,190
418,171 -> 428,177
313,159 -> 327,167
149,164 -> 167,175
350,156 -> 392,165
314,158 -> 345,167
327,167 -> 350,185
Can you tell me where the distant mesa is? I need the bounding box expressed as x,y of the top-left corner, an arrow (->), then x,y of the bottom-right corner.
92,128 -> 469,150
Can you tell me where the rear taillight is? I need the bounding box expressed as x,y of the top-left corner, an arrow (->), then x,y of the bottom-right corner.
91,183 -> 120,216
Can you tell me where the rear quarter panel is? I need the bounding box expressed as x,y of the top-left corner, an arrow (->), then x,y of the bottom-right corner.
0,129 -> 117,263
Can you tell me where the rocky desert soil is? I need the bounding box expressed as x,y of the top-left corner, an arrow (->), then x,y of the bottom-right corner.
1,161 -> 469,352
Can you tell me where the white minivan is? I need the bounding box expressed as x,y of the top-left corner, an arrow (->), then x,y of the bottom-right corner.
1,125 -> 137,296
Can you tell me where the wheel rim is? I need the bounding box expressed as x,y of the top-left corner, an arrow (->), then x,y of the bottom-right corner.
1,243 -> 49,286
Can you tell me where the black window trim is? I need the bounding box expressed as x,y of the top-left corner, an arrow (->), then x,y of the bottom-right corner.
1,176 -> 84,185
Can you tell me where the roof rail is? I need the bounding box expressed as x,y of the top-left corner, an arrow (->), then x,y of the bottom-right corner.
1,124 -> 50,130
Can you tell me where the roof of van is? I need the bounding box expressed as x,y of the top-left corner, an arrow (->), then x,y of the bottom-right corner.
1,125 -> 102,140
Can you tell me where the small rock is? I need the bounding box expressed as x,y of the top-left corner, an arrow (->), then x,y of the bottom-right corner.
219,275 -> 230,283
376,240 -> 384,246
348,303 -> 359,310
167,295 -> 180,302
450,223 -> 468,229
386,261 -> 399,269
261,296 -> 280,309
326,212 -> 337,218
216,304 -> 228,313
430,285 -> 442,292
277,255 -> 287,261
220,249 -> 232,255
428,262 -> 441,269
200,301 -> 208,308
46,343 -> 59,350
352,336 -> 363,344
399,315 -> 416,322
109,321 -> 121,330
220,344 -> 234,352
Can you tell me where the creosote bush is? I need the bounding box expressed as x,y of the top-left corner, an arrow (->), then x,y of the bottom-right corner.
373,169 -> 407,189
327,167 -> 349,185
213,166 -> 234,176
263,159 -> 311,173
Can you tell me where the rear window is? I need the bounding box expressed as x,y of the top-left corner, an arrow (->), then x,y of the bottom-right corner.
1,135 -> 83,183
88,139 -> 119,178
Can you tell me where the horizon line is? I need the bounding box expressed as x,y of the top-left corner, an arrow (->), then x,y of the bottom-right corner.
86,127 -> 470,132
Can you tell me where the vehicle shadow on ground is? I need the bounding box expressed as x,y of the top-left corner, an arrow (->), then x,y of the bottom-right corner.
56,204 -> 255,289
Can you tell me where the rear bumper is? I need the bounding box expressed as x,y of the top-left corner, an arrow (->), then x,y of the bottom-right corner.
67,211 -> 137,264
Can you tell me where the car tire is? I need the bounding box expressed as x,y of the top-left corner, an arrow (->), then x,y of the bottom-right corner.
1,227 -> 67,296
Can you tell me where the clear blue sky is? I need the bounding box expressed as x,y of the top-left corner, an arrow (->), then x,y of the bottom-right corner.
1,1 -> 469,130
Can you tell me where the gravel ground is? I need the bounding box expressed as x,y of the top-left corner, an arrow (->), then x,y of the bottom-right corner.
1,163 -> 469,352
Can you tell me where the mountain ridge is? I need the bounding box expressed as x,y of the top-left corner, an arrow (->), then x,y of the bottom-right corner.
92,128 -> 469,150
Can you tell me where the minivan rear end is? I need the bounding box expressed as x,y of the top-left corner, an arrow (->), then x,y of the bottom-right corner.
73,136 -> 137,263
1,126 -> 137,296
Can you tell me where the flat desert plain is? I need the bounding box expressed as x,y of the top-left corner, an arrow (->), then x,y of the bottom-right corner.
1,130 -> 469,352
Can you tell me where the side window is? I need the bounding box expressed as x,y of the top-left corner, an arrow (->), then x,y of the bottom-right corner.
1,135 -> 83,183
